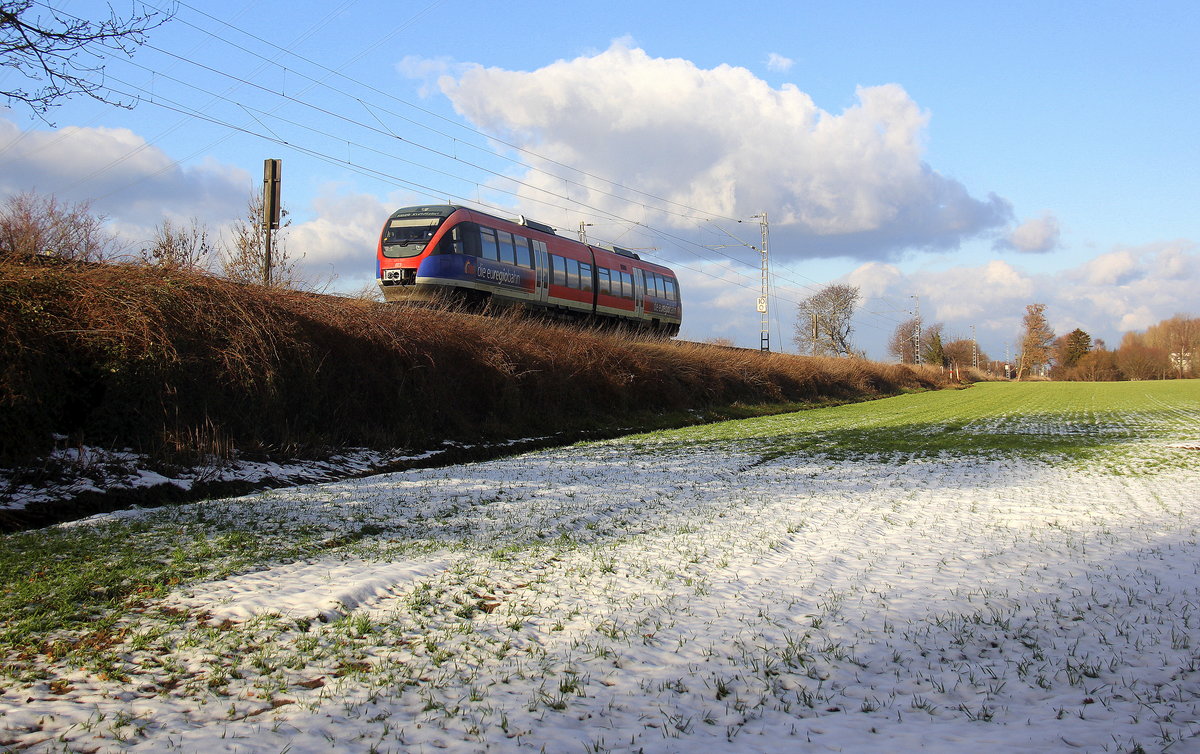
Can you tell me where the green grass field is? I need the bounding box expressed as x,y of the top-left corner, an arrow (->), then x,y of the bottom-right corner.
2,380 -> 1197,669
2,379 -> 1200,751
637,379 -> 1200,465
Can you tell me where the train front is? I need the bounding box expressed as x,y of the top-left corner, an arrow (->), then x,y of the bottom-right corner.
376,205 -> 463,303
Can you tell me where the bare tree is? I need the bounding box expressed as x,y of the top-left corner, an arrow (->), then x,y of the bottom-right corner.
888,317 -> 919,363
1143,315 -> 1198,378
1116,334 -> 1170,380
139,217 -> 213,270
1,1 -> 172,119
794,284 -> 860,357
0,190 -> 116,261
220,192 -> 299,288
944,337 -> 984,369
1071,348 -> 1122,381
1015,303 -> 1055,380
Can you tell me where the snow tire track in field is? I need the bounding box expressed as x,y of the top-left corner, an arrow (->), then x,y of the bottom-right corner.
3,387 -> 1200,753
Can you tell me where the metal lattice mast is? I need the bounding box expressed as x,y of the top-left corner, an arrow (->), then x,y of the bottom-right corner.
971,324 -> 979,369
756,212 -> 770,352
911,294 -> 922,364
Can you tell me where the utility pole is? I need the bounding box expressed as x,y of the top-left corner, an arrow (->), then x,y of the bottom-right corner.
702,215 -> 771,351
262,158 -> 282,287
911,294 -> 923,364
753,212 -> 770,352
971,324 -> 979,369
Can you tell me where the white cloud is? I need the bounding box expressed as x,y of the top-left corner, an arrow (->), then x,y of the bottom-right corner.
820,240 -> 1200,359
396,55 -> 469,98
999,212 -> 1060,253
0,117 -> 407,291
765,53 -> 794,72
1077,248 -> 1137,286
0,118 -> 250,229
673,261 -> 762,341
427,41 -> 1012,262
289,187 -> 389,267
906,260 -> 1034,327
845,261 -> 902,298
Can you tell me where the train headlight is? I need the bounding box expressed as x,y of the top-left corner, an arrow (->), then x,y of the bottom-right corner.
383,269 -> 402,281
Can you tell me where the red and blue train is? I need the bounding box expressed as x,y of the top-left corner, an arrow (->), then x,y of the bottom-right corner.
376,205 -> 682,336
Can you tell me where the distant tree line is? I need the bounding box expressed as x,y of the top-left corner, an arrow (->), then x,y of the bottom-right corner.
884,299 -> 1198,382
1053,317 -> 1198,381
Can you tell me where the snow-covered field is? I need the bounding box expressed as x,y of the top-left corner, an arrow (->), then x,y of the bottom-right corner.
3,382 -> 1200,752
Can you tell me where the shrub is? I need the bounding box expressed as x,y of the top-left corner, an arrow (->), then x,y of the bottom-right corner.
0,259 -> 946,465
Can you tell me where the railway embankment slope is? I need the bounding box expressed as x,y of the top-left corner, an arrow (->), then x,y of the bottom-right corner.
1,259 -> 946,525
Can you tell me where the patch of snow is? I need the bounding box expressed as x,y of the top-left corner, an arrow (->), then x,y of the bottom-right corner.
167,557 -> 453,622
3,400 -> 1200,752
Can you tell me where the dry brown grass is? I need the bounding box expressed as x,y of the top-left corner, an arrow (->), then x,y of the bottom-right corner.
0,258 -> 947,465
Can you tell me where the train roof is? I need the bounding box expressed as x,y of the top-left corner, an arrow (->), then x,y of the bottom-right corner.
386,204 -> 676,276
388,205 -> 559,236
386,205 -> 461,220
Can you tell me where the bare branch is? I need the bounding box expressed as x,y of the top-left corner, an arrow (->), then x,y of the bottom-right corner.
1,0 -> 174,120
793,284 -> 861,357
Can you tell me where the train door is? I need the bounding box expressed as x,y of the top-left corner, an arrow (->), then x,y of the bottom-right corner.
633,267 -> 645,316
533,239 -> 549,303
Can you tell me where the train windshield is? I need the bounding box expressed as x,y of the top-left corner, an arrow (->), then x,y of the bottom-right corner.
382,216 -> 442,258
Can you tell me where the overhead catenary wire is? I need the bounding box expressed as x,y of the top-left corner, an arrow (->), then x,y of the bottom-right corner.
20,0 -> 919,341
149,0 -> 747,226
92,51 -> 813,306
93,76 -> 771,304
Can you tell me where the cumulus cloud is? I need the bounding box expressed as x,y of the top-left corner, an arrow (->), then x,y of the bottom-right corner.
998,212 -> 1060,253
845,261 -> 902,298
824,240 -> 1199,359
0,118 -> 250,230
765,53 -> 794,72
427,41 -> 1012,262
396,55 -> 469,98
1078,248 -> 1137,286
672,261 -> 763,341
288,187 -> 392,285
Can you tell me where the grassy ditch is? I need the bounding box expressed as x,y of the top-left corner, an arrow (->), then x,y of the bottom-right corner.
0,257 -> 945,471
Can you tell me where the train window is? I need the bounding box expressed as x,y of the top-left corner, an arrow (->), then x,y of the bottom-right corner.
620,271 -> 633,298
597,267 -> 611,295
480,227 -> 499,261
664,278 -> 678,301
551,255 -> 567,286
382,216 -> 441,258
565,258 -> 580,288
579,262 -> 593,292
646,273 -> 658,297
513,236 -> 533,268
435,225 -> 465,255
497,231 -> 516,264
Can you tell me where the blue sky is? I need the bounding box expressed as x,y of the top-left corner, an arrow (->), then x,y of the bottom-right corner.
1,0 -> 1197,361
